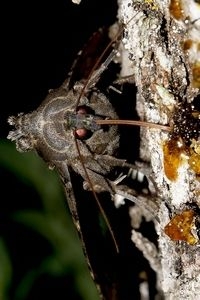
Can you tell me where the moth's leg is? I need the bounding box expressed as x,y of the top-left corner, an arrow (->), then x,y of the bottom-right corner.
86,49 -> 118,90
78,166 -> 114,194
113,74 -> 135,85
80,161 -> 159,223
91,155 -> 160,221
94,154 -> 152,176
75,156 -> 148,195
113,186 -> 160,223
99,154 -> 159,196
64,49 -> 117,94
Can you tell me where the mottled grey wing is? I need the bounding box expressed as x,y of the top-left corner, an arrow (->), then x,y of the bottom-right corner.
56,160 -> 120,299
55,159 -> 151,300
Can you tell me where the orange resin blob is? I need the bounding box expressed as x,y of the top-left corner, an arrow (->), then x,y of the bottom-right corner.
164,210 -> 198,245
182,39 -> 193,51
192,62 -> 200,88
189,140 -> 200,175
163,138 -> 185,181
169,0 -> 184,20
188,152 -> 200,175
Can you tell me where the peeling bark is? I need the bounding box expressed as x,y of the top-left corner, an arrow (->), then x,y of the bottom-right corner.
118,0 -> 200,298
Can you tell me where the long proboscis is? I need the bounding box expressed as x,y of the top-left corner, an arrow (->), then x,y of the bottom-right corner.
96,119 -> 171,131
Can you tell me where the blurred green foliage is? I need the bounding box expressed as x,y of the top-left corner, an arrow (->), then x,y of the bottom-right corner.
0,139 -> 99,300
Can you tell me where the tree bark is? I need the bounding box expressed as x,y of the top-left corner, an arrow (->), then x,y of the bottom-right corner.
118,0 -> 200,299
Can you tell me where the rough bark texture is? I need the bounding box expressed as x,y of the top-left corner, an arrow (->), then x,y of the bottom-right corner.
118,0 -> 200,299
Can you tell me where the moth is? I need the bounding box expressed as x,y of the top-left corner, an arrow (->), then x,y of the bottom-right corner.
7,22 -> 159,300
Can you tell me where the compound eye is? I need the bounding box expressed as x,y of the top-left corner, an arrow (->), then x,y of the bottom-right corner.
75,128 -> 90,139
75,106 -> 93,139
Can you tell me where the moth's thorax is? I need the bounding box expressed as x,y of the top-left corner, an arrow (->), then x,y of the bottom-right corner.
8,84 -> 119,163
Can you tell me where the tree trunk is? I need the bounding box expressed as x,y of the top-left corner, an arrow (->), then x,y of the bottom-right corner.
118,0 -> 200,299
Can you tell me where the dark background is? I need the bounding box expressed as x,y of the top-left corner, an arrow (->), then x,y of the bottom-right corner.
1,1 -> 118,299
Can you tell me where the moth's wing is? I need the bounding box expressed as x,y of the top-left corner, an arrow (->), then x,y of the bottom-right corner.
56,161 -> 119,299
56,161 -> 145,300
66,27 -> 113,90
